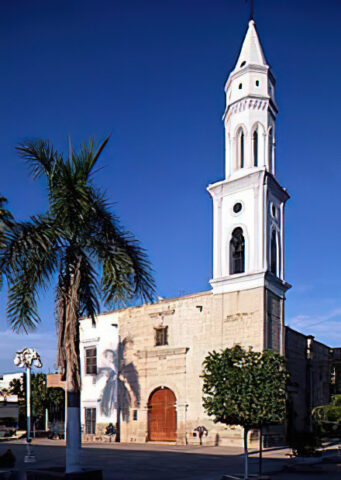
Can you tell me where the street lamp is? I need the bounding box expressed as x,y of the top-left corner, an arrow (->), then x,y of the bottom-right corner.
14,348 -> 42,463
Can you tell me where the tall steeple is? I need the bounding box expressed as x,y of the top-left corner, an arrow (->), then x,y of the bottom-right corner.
234,20 -> 267,69
223,20 -> 278,178
208,21 -> 290,299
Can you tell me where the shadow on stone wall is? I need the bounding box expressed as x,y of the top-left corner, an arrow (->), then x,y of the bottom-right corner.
98,337 -> 140,424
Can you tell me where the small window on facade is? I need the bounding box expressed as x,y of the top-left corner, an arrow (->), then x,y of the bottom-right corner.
85,347 -> 97,375
85,407 -> 96,434
238,83 -> 242,89
270,230 -> 277,276
240,61 -> 246,67
230,227 -> 245,275
238,130 -> 245,168
133,410 -> 138,421
155,326 -> 168,346
255,80 -> 259,86
268,127 -> 273,169
253,129 -> 258,167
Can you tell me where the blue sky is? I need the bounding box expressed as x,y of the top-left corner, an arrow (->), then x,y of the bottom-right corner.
0,0 -> 340,372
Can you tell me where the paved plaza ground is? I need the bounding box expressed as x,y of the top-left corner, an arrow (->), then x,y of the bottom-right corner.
0,439 -> 340,480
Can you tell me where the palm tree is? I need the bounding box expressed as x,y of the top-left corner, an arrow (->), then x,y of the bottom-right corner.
0,137 -> 155,473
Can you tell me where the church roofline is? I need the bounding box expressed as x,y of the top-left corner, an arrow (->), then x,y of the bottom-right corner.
285,325 -> 336,351
80,289 -> 213,320
265,171 -> 290,202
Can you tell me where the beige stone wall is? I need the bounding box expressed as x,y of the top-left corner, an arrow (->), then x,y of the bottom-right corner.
265,289 -> 284,353
115,286 -> 266,446
332,348 -> 341,394
285,327 -> 332,433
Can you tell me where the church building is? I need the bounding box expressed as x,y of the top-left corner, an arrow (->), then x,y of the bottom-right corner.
79,20 -> 335,446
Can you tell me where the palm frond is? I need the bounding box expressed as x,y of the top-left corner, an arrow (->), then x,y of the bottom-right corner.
72,136 -> 110,182
16,139 -> 61,181
0,215 -> 58,278
7,276 -> 41,333
85,190 -> 156,306
0,195 -> 14,230
77,251 -> 100,320
1,216 -> 59,333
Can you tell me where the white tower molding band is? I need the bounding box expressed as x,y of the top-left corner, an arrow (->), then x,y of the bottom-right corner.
208,20 -> 290,299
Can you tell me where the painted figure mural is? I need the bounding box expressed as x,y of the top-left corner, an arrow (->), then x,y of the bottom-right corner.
98,349 -> 117,417
97,338 -> 140,420
117,338 -> 140,420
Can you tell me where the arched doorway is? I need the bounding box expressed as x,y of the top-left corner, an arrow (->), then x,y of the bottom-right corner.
148,387 -> 177,441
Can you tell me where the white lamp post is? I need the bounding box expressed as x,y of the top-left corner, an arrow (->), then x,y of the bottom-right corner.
14,348 -> 42,463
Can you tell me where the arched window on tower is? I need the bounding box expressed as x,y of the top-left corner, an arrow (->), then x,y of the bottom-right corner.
237,129 -> 245,169
270,229 -> 277,276
230,227 -> 245,274
268,127 -> 273,171
253,129 -> 258,167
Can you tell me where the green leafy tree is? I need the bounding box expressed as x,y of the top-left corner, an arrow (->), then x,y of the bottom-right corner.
312,394 -> 341,437
202,345 -> 288,480
9,374 -> 65,430
31,374 -> 64,430
0,137 -> 155,473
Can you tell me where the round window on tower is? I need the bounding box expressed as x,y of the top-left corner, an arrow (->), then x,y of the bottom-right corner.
240,61 -> 246,68
233,202 -> 243,214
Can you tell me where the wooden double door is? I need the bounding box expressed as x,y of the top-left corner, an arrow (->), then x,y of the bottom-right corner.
148,387 -> 177,441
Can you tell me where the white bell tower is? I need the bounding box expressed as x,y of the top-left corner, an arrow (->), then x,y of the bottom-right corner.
208,20 -> 290,299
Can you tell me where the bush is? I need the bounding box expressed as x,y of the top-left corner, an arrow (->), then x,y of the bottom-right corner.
312,395 -> 341,436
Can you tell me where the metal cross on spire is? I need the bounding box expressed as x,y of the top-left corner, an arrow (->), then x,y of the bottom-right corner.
245,0 -> 254,20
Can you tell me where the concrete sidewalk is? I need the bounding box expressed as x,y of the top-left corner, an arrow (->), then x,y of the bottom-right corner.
0,440 -> 339,479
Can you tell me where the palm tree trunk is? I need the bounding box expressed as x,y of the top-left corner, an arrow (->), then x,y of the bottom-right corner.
65,366 -> 81,473
65,271 -> 82,474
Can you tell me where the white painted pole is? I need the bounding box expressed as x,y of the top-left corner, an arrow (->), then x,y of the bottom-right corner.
26,366 -> 31,442
45,408 -> 49,432
64,387 -> 68,441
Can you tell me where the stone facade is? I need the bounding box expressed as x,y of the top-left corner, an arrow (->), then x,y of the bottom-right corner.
119,286 -> 274,445
79,285 -> 285,446
331,348 -> 341,395
285,327 -> 332,432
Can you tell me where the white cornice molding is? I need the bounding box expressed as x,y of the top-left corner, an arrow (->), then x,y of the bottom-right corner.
225,64 -> 269,90
210,271 -> 291,298
207,169 -> 266,198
